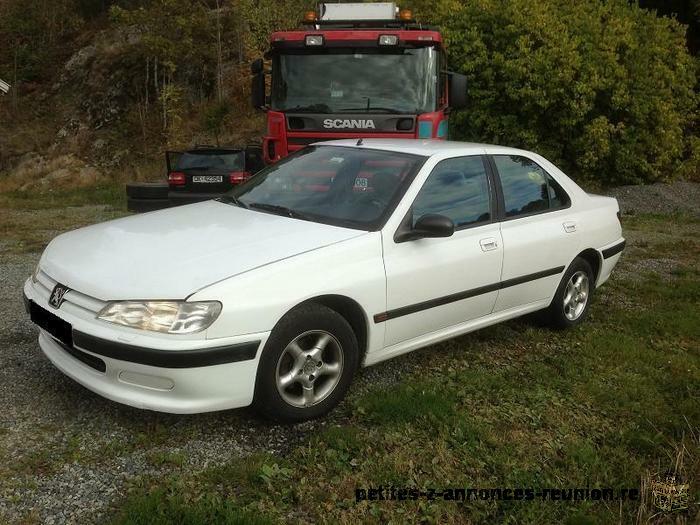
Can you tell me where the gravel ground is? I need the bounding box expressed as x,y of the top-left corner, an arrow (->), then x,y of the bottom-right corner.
606,181 -> 700,217
0,251 -> 417,524
0,182 -> 697,524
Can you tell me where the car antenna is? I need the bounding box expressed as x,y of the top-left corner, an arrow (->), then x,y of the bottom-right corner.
356,138 -> 363,146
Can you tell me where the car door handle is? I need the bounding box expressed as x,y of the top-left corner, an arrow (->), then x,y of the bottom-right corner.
479,237 -> 499,251
563,221 -> 577,233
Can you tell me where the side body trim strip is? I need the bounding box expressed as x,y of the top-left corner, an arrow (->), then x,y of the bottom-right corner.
373,266 -> 565,323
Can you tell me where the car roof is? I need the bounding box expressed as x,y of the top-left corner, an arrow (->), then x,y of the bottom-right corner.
184,148 -> 243,154
312,139 -> 529,158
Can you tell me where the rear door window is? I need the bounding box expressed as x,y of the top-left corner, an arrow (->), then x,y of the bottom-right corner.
492,155 -> 570,218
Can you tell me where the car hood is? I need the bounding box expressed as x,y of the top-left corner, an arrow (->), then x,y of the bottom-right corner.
40,201 -> 365,300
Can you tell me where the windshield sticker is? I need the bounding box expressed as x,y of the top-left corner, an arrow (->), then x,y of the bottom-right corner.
354,177 -> 369,189
330,81 -> 343,98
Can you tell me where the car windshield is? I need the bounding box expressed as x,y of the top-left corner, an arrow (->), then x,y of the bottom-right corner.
223,146 -> 426,230
177,151 -> 244,171
271,47 -> 438,114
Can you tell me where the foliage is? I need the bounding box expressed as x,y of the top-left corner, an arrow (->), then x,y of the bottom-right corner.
408,0 -> 699,184
202,101 -> 232,144
1,0 -> 698,185
0,0 -> 84,84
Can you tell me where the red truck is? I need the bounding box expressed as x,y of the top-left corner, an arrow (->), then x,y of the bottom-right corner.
251,2 -> 467,164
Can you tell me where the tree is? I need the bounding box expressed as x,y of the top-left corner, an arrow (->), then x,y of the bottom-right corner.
412,0 -> 698,184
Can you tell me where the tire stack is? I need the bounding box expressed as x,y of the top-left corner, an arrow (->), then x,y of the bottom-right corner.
126,182 -> 170,213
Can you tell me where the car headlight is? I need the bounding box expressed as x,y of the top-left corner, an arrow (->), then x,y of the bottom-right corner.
97,301 -> 222,334
31,265 -> 40,284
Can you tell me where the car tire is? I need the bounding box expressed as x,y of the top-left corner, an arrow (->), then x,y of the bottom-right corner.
542,257 -> 595,329
125,182 -> 169,200
253,303 -> 359,423
127,197 -> 170,213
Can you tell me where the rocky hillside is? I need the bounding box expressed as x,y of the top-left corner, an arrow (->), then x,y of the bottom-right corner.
0,0 -> 309,190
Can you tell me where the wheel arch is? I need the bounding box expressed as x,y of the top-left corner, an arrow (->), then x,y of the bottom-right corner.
575,248 -> 602,285
291,294 -> 369,367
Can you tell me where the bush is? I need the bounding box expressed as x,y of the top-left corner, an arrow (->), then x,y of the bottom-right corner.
410,0 -> 699,185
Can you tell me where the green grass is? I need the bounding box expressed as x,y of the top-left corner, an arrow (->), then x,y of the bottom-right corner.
0,181 -> 127,210
113,490 -> 273,525
106,213 -> 699,524
0,182 -> 130,254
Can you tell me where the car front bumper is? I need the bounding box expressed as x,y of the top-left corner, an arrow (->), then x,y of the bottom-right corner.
24,279 -> 270,414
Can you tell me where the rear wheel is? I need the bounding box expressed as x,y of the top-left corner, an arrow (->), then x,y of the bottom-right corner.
253,304 -> 358,423
127,197 -> 170,213
542,257 -> 594,329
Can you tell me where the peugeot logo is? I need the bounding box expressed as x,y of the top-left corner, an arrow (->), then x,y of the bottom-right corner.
49,283 -> 70,309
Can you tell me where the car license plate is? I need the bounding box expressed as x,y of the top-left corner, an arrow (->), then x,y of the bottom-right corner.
29,301 -> 73,347
193,176 -> 223,183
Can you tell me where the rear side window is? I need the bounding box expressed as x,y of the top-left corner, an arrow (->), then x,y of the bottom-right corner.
412,156 -> 491,228
493,155 -> 570,218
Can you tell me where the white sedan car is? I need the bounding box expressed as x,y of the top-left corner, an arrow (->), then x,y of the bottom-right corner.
24,140 -> 624,422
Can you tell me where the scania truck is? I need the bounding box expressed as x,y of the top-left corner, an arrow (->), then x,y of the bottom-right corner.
251,2 -> 467,163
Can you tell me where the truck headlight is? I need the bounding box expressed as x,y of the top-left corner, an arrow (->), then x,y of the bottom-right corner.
97,301 -> 222,334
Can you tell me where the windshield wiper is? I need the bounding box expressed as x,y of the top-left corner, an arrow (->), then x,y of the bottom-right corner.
338,107 -> 404,114
248,202 -> 312,221
282,103 -> 331,113
218,194 -> 248,209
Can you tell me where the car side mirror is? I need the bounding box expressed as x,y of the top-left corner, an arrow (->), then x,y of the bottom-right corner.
395,213 -> 455,243
448,72 -> 467,110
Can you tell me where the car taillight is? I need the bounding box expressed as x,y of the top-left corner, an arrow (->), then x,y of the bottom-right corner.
230,171 -> 251,185
168,172 -> 185,186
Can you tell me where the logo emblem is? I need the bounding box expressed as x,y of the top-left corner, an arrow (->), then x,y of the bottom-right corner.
49,283 -> 70,309
322,118 -> 376,130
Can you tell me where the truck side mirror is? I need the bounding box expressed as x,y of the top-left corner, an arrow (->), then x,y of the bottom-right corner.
251,59 -> 266,109
448,72 -> 467,110
251,58 -> 264,74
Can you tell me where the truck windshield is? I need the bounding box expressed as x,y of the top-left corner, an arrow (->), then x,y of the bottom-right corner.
271,47 -> 437,114
223,146 -> 426,230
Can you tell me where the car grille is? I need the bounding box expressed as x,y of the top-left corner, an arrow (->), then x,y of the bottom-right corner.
33,269 -> 107,316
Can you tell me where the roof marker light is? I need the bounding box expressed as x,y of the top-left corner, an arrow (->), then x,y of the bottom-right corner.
303,10 -> 317,22
399,9 -> 412,21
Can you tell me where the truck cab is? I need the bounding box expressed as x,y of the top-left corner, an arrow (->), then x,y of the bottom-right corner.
251,2 -> 467,163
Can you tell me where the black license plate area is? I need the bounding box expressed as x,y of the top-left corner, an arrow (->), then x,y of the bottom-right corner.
29,301 -> 73,347
192,175 -> 223,183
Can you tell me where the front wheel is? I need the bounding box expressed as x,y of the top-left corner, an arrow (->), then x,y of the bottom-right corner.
253,304 -> 358,423
542,257 -> 594,329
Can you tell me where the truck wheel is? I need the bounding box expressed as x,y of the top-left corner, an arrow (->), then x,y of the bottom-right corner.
127,197 -> 170,213
542,257 -> 594,329
125,182 -> 169,200
253,304 -> 358,423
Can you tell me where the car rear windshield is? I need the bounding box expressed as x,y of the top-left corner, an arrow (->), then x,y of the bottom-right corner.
177,151 -> 244,171
224,146 -> 426,230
